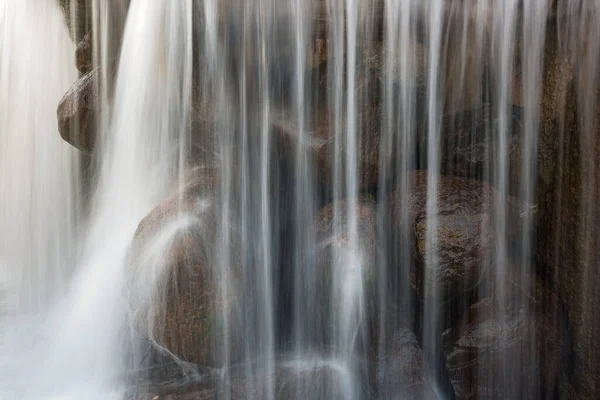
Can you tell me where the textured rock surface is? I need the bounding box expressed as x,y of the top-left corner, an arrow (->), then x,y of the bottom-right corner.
75,31 -> 93,74
392,172 -> 498,299
57,68 -> 98,154
439,104 -> 524,187
372,327 -> 437,399
535,21 -> 600,399
131,362 -> 365,400
188,88 -> 218,168
443,273 -> 567,399
272,85 -> 382,193
128,169 -> 242,367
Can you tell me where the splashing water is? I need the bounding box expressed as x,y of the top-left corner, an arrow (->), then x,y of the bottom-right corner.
1,1 -> 600,399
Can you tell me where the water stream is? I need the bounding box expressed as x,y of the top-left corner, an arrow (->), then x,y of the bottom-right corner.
1,1 -> 599,399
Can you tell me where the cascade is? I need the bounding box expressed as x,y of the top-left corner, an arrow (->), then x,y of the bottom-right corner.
1,1 -> 600,399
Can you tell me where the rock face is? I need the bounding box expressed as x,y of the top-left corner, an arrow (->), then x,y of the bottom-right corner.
128,169 -> 242,367
272,91 -> 382,193
189,88 -> 218,168
392,171 -> 500,300
132,362 -> 366,400
535,22 -> 600,399
439,104 -> 524,187
57,68 -> 98,154
56,72 -> 215,157
372,328 -> 437,399
443,274 -> 566,399
75,31 -> 93,74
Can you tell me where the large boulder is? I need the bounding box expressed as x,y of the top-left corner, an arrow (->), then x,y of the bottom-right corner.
372,327 -> 437,399
443,273 -> 567,399
57,70 -> 216,157
128,169 -> 242,367
391,171 -> 524,301
57,68 -> 99,154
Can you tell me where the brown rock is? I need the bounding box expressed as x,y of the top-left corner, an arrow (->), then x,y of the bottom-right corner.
313,0 -> 384,42
57,68 -> 98,154
439,104 -> 524,188
391,171 -> 526,300
443,273 -> 566,399
188,88 -> 218,168
272,88 -> 382,193
372,327 -> 437,399
535,19 -> 600,399
75,31 -> 93,74
57,0 -> 91,43
392,172 -> 493,299
132,362 -> 365,400
128,169 -> 243,367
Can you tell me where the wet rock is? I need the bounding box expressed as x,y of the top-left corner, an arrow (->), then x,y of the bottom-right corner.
75,31 -> 93,74
57,68 -> 99,154
132,361 -> 366,400
391,171 -> 525,300
535,22 -> 600,399
188,89 -> 218,168
315,197 -> 378,263
272,91 -> 381,193
372,327 -> 437,399
57,70 -> 214,157
58,0 -> 91,43
439,104 -> 525,186
128,169 -> 243,367
443,274 -> 567,399
313,0 -> 384,42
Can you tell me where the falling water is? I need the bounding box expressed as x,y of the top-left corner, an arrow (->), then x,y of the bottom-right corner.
0,0 -> 80,316
2,1 -> 600,399
422,0 -> 444,394
1,0 -> 191,398
0,0 -> 81,397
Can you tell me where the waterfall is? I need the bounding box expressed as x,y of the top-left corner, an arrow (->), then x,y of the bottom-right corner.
0,0 -> 192,398
0,0 -> 81,396
0,0 -> 80,316
2,1 -> 600,399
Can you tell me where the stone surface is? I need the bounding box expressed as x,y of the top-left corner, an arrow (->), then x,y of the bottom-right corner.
443,273 -> 567,399
75,31 -> 93,74
372,327 -> 437,399
272,87 -> 382,193
131,362 -> 365,400
535,20 -> 600,400
188,88 -> 218,168
439,104 -> 525,188
128,169 -> 243,367
57,68 -> 99,154
392,172 -> 498,300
